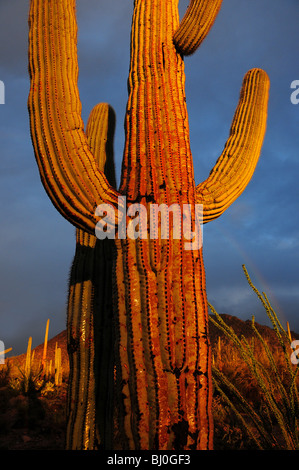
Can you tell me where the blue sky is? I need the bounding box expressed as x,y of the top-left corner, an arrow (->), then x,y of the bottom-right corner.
0,0 -> 299,356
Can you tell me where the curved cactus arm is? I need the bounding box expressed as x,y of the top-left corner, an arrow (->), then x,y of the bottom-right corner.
196,68 -> 270,223
66,103 -> 116,450
174,0 -> 222,56
85,103 -> 117,189
28,0 -> 121,234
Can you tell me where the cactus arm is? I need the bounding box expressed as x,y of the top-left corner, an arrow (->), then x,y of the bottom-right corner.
85,104 -> 117,190
174,0 -> 222,56
28,0 -> 121,234
66,104 -> 116,450
197,68 -> 270,223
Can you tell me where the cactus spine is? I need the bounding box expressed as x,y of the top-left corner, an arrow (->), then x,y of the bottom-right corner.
28,0 -> 269,450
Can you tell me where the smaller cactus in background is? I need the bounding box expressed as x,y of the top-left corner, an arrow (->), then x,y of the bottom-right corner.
287,322 -> 293,343
42,319 -> 50,371
23,337 -> 33,393
55,343 -> 62,386
0,347 -> 12,358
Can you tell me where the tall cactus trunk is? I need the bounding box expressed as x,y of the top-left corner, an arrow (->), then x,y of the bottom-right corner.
113,0 -> 212,450
113,241 -> 212,450
67,230 -> 116,449
28,0 -> 269,450
66,104 -> 116,450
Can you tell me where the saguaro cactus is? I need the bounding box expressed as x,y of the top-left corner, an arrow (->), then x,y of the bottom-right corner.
66,103 -> 116,449
28,0 -> 269,450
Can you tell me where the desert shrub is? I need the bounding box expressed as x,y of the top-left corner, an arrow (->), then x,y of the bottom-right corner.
0,362 -> 11,387
210,265 -> 299,450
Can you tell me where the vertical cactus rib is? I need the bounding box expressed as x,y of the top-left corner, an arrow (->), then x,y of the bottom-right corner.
174,0 -> 222,56
28,0 -> 121,234
197,68 -> 270,223
66,103 -> 116,450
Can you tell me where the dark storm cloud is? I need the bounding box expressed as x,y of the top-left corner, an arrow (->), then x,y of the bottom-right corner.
182,0 -> 299,331
0,0 -> 29,77
0,0 -> 298,355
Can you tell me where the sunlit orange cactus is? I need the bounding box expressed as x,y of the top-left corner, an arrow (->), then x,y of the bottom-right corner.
28,0 -> 269,450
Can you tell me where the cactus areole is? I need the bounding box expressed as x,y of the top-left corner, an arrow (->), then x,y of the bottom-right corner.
28,0 -> 269,450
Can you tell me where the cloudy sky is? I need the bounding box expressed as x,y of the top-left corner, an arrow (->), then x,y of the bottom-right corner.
0,0 -> 299,356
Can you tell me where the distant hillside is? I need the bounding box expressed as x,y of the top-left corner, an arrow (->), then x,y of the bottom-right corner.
6,330 -> 68,377
209,313 -> 299,345
6,314 -> 299,373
